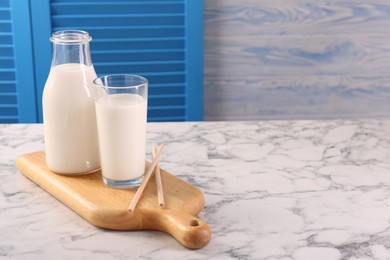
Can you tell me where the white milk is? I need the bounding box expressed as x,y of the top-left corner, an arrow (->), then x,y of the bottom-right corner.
43,63 -> 100,174
95,94 -> 147,181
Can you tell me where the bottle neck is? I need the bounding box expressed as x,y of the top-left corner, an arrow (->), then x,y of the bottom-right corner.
51,42 -> 93,67
50,30 -> 93,67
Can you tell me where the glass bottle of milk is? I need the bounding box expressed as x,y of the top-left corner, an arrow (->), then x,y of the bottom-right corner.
42,30 -> 100,175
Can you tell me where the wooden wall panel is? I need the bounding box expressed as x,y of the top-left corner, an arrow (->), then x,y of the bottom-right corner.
204,0 -> 390,120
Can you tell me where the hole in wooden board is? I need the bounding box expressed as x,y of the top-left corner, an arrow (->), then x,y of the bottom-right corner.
189,219 -> 199,226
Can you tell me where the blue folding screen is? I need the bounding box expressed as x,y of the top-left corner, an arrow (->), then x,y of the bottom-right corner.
0,0 -> 203,123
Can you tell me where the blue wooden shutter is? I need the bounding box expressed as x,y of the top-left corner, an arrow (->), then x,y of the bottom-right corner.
30,0 -> 204,122
0,0 -> 37,123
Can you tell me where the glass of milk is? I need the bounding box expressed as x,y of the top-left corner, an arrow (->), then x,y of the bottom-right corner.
93,74 -> 148,188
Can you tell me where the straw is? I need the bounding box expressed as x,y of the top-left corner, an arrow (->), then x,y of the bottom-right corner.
153,146 -> 165,208
127,144 -> 164,213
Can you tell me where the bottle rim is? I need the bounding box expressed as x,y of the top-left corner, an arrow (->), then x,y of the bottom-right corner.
50,30 -> 92,44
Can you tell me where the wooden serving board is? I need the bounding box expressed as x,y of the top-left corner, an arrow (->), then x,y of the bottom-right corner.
16,151 -> 211,249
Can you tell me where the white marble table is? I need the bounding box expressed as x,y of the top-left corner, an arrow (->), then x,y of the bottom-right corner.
1,120 -> 390,260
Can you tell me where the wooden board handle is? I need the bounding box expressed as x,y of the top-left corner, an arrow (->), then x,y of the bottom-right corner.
144,209 -> 212,249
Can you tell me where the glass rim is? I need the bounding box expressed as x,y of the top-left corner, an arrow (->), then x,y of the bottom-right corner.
50,30 -> 91,44
93,74 -> 148,89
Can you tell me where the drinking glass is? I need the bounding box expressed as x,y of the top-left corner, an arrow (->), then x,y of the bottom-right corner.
93,74 -> 148,188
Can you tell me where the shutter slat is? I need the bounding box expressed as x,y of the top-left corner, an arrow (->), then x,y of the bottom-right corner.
148,107 -> 185,117
149,96 -> 185,107
51,15 -> 184,26
0,115 -> 19,123
148,116 -> 185,122
0,107 -> 18,115
0,58 -> 14,68
149,85 -> 185,95
93,43 -> 185,52
0,72 -> 15,80
0,46 -> 13,56
93,50 -> 185,62
0,93 -> 18,106
0,116 -> 18,119
0,35 -> 12,44
0,22 -> 11,32
0,68 -> 16,72
52,13 -> 184,18
95,64 -> 185,74
91,46 -> 185,51
95,60 -> 184,66
0,10 -> 10,18
52,4 -> 183,15
0,81 -> 17,93
0,2 -> 9,8
92,38 -> 185,50
51,28 -> 185,38
52,25 -> 185,29
52,1 -> 183,6
149,93 -> 184,98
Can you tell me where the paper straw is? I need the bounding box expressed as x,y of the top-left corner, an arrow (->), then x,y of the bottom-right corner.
127,144 -> 164,213
153,146 -> 165,208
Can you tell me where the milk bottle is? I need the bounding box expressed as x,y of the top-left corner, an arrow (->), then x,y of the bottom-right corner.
42,30 -> 100,174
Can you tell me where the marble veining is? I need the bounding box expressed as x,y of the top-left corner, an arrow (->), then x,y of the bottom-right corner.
1,120 -> 390,259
